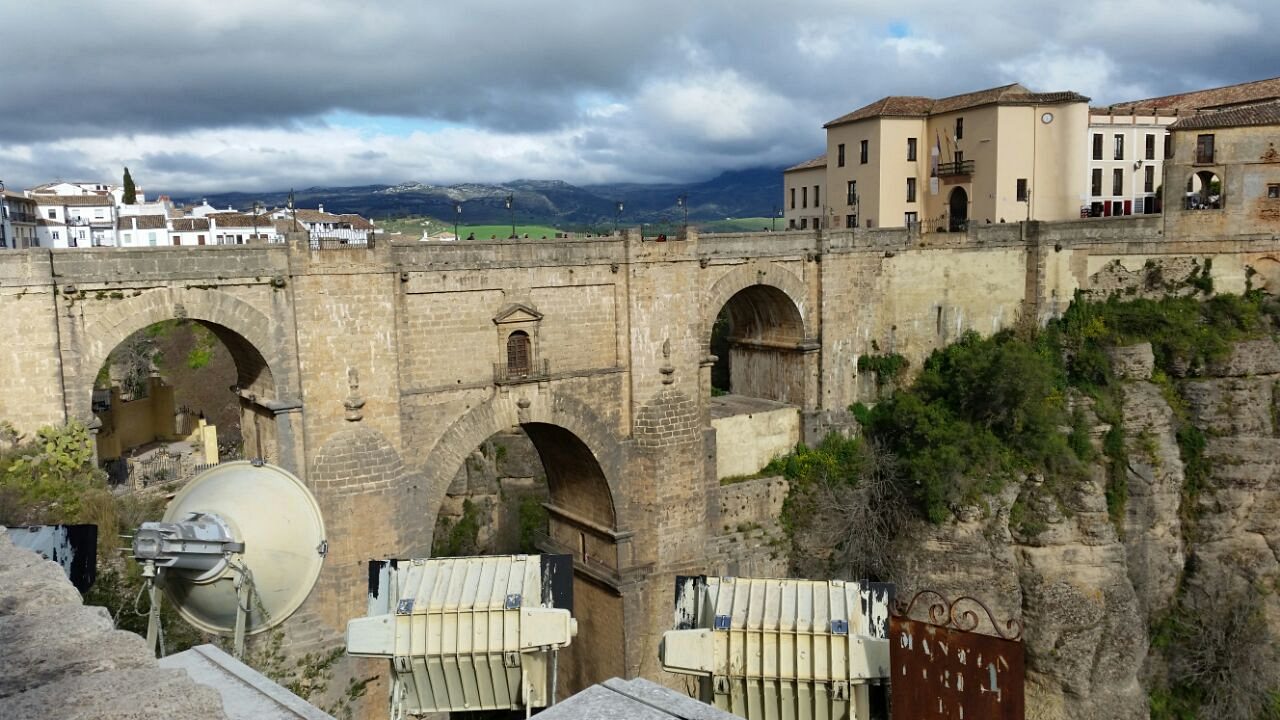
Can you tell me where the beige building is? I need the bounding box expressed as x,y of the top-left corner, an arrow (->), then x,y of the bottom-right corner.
1162,100 -> 1280,239
1088,76 -> 1280,218
782,155 -> 826,229
790,83 -> 1090,233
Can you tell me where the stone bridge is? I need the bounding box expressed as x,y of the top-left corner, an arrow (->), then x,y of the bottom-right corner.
3,219 -> 1280,699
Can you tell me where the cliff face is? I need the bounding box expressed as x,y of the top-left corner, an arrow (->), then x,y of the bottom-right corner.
885,337 -> 1280,720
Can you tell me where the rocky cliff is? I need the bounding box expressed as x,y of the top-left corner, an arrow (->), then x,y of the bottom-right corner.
884,337 -> 1280,719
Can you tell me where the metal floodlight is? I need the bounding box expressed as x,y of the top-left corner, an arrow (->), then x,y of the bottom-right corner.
130,462 -> 326,659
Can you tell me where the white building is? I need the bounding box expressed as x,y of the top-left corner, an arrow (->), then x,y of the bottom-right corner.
269,204 -> 373,242
206,212 -> 273,244
2,191 -> 39,249
1086,75 -> 1280,217
115,215 -> 168,247
169,218 -> 211,246
34,195 -> 117,247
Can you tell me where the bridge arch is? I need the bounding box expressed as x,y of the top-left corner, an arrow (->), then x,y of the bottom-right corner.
69,287 -> 297,467
416,389 -> 628,693
704,262 -> 815,405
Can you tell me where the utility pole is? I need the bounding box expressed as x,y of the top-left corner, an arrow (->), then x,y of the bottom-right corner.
772,206 -> 780,231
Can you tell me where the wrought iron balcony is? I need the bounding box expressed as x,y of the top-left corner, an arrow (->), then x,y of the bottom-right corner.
936,160 -> 975,177
493,358 -> 549,385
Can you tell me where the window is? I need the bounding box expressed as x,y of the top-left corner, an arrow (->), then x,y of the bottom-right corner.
846,215 -> 857,228
904,211 -> 918,227
800,218 -> 807,229
1114,134 -> 1124,160
148,231 -> 157,246
1091,168 -> 1103,197
197,234 -> 205,245
813,185 -> 820,208
789,219 -> 795,229
847,180 -> 857,206
1145,134 -> 1156,160
1196,134 -> 1215,164
801,186 -> 808,208
1113,168 -> 1124,196
837,143 -> 846,167
1016,178 -> 1028,202
906,177 -> 917,203
122,232 -> 132,243
52,231 -> 60,241
955,117 -> 964,140
506,331 -> 531,378
1145,166 -> 1155,193
860,139 -> 868,164
907,137 -> 917,161
789,188 -> 795,209
47,209 -> 55,219
1093,134 -> 1104,160
1268,184 -> 1280,199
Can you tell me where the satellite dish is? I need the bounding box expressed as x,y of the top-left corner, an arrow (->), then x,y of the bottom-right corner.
132,461 -> 326,656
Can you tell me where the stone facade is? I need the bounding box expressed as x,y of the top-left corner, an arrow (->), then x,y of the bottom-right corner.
1,221 -> 1280,712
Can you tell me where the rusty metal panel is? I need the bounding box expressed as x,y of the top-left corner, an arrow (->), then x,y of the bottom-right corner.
889,591 -> 1024,720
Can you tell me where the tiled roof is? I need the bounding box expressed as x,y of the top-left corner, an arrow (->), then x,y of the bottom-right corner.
784,155 -> 827,172
292,209 -> 342,223
824,83 -> 1090,128
274,219 -> 299,234
116,215 -> 167,230
37,219 -> 65,227
1107,76 -> 1280,113
825,96 -> 933,127
338,213 -> 374,230
35,194 -> 112,207
208,213 -> 267,228
170,218 -> 211,231
1168,100 -> 1280,130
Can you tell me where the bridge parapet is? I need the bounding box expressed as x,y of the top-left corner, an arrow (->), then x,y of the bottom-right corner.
392,235 -> 625,270
46,245 -> 290,284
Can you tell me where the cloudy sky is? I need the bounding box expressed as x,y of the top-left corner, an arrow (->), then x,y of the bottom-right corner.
2,0 -> 1277,194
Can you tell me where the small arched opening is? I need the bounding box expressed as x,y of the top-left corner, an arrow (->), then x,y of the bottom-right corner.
1186,170 -> 1222,210
948,186 -> 969,231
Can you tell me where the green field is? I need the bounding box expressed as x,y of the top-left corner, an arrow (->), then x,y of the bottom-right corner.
375,213 -> 782,239
696,217 -> 782,233
374,215 -> 565,239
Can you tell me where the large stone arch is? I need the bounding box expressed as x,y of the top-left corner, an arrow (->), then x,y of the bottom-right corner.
417,388 -> 626,548
703,262 -> 816,405
702,261 -> 812,352
415,387 -> 630,695
66,286 -> 301,470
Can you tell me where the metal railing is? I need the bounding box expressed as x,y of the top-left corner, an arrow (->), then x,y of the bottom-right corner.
307,232 -> 374,250
493,358 -> 549,385
936,160 -> 975,177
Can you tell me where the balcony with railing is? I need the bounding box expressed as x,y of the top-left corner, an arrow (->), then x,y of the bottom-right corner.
493,357 -> 549,385
936,160 -> 975,177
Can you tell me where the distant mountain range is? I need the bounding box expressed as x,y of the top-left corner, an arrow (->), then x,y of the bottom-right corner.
170,167 -> 784,227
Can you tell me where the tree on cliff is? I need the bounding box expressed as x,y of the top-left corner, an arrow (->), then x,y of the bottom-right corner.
122,167 -> 137,204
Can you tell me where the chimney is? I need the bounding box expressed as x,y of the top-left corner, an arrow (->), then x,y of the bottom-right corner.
317,204 -> 324,214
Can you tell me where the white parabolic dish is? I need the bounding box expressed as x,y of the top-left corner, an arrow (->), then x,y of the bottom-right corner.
160,461 -> 326,635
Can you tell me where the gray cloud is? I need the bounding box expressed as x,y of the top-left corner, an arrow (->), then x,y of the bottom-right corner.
2,0 -> 1278,192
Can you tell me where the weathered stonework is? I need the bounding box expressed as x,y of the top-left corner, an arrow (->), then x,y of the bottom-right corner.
1,221 -> 1280,714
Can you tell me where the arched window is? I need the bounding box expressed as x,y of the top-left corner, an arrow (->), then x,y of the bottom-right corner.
506,331 -> 531,378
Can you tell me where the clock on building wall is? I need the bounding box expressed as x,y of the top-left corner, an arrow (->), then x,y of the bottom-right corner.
1041,112 -> 1054,124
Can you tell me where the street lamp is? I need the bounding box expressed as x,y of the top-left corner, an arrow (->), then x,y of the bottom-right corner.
676,194 -> 688,233
252,201 -> 262,242
454,202 -> 462,241
614,201 -> 624,233
288,190 -> 298,232
505,194 -> 515,238
772,206 -> 780,231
